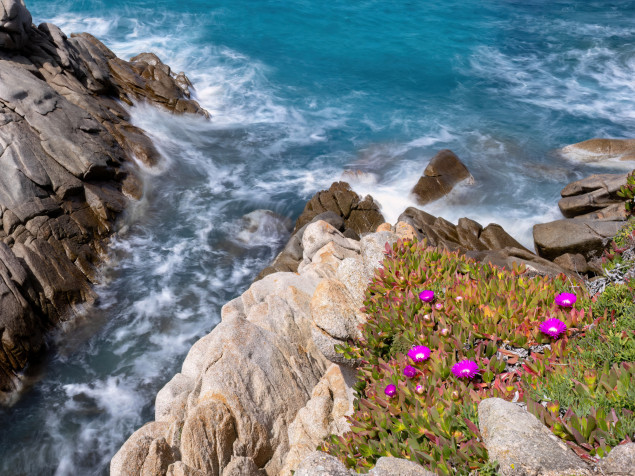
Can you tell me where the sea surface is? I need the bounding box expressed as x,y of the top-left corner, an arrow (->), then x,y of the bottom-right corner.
1,1 -> 634,474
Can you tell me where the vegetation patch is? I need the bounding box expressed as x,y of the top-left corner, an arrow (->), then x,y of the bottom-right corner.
320,240 -> 635,474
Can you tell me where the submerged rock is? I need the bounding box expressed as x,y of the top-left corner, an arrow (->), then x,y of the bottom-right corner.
0,0 -> 208,402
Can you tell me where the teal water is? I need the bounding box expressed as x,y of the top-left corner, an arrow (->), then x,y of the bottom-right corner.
1,1 -> 634,474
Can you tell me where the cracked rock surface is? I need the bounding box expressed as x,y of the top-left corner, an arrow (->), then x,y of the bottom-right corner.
0,0 -> 207,402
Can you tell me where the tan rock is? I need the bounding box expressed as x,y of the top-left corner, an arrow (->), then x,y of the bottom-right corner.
394,221 -> 419,241
561,138 -> 635,163
376,222 -> 391,232
110,422 -> 169,476
141,438 -> 176,476
281,364 -> 354,475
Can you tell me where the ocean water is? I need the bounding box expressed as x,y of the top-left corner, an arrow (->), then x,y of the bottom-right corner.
1,1 -> 634,474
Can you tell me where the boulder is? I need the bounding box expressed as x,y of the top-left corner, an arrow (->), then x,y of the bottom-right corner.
560,138 -> 635,163
0,0 -> 31,51
293,182 -> 384,236
558,174 -> 628,218
533,219 -> 623,261
411,150 -> 472,205
222,457 -> 265,476
598,443 -> 635,476
294,451 -> 353,476
478,398 -> 592,476
368,457 -> 436,476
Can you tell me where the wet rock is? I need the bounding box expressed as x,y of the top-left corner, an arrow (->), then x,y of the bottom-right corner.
293,182 -> 384,236
0,0 -> 209,399
294,451 -> 353,476
561,138 -> 635,163
369,457 -> 436,476
598,443 -> 635,476
479,398 -> 592,476
411,149 -> 472,205
533,218 -> 623,261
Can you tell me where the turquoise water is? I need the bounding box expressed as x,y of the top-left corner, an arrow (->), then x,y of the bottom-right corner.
1,1 -> 634,474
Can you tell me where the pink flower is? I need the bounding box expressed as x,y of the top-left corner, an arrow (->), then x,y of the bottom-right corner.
539,318 -> 567,338
415,384 -> 424,394
408,345 -> 431,363
419,290 -> 435,302
554,292 -> 576,307
384,384 -> 397,397
440,328 -> 450,337
451,360 -> 479,379
434,302 -> 444,310
403,365 -> 417,378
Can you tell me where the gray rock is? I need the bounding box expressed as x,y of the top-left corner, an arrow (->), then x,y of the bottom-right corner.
294,451 -> 353,476
598,443 -> 635,476
369,457 -> 435,476
533,218 -> 623,261
478,398 -> 592,476
0,0 -> 32,51
558,174 -> 628,218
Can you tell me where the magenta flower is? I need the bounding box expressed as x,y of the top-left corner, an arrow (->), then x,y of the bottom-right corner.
384,384 -> 397,397
415,384 -> 424,394
403,365 -> 417,378
554,292 -> 576,307
451,360 -> 479,379
539,318 -> 567,338
434,302 -> 444,310
419,290 -> 435,302
408,345 -> 431,363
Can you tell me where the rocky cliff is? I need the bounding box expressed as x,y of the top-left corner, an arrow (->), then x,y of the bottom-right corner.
0,0 -> 207,403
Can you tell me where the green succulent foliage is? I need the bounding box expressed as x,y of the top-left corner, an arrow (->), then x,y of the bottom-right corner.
617,170 -> 635,215
613,217 -> 635,248
320,240 -> 603,474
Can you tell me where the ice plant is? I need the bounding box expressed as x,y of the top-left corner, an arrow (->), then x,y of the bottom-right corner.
451,359 -> 479,379
539,318 -> 567,338
434,302 -> 443,310
419,290 -> 435,302
554,292 -> 576,307
415,384 -> 424,394
384,384 -> 397,397
403,365 -> 417,378
440,328 -> 450,336
408,345 -> 431,363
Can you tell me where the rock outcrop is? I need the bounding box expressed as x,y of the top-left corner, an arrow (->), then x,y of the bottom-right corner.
411,149 -> 473,205
561,138 -> 635,163
533,173 -> 628,274
112,220 -> 419,476
397,207 -> 570,277
258,182 -> 385,279
0,0 -> 207,402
